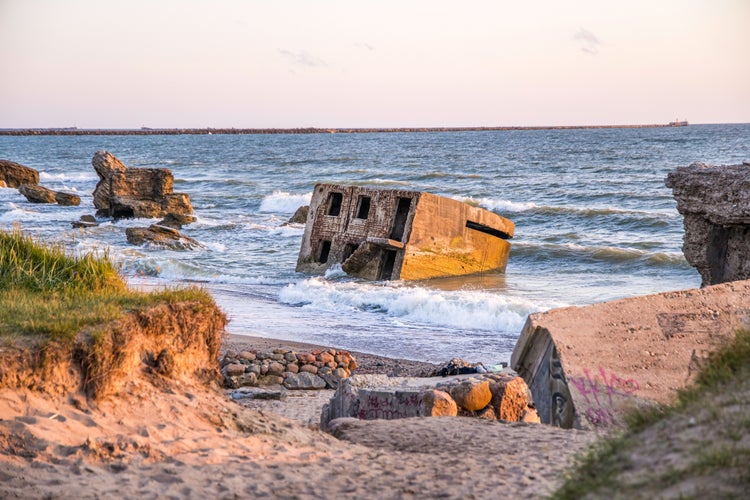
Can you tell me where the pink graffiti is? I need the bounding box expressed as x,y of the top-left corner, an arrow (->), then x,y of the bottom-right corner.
568,368 -> 640,426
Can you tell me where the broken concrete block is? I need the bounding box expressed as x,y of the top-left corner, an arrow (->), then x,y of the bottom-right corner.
296,184 -> 514,280
666,162 -> 750,286
511,280 -> 750,430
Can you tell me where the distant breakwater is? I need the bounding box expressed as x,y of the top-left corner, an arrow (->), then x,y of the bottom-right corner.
0,124 -> 676,136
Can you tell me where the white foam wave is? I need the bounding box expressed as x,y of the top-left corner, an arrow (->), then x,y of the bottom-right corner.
40,172 -> 98,182
259,191 -> 311,214
459,196 -> 538,213
278,278 -> 554,331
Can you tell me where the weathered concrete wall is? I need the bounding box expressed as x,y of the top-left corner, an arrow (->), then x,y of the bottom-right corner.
400,193 -> 513,279
296,184 -> 514,280
92,151 -> 193,219
511,279 -> 750,430
320,371 -> 536,431
666,162 -> 750,286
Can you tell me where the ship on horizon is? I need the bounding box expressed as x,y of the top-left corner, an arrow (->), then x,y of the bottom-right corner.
669,119 -> 689,127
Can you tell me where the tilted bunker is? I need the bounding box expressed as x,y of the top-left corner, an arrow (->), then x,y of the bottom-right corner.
296,184 -> 514,281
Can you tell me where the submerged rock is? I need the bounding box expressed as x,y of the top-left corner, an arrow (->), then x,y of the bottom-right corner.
285,205 -> 310,225
71,215 -> 99,229
125,224 -> 201,250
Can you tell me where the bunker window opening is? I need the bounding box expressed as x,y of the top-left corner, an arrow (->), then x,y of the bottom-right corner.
389,197 -> 412,241
356,196 -> 371,219
326,192 -> 343,216
318,240 -> 332,263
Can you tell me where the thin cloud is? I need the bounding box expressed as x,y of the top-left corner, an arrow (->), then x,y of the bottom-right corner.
355,42 -> 375,51
278,49 -> 327,68
573,28 -> 601,55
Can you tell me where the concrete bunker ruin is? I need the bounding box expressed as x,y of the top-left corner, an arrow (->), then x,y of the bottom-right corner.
296,184 -> 514,281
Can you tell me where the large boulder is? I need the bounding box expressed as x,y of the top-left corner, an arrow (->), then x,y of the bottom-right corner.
0,160 -> 39,188
91,151 -> 193,219
666,162 -> 750,286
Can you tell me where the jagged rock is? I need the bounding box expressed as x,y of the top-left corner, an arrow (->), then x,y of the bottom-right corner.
450,380 -> 492,412
666,162 -> 750,285
418,389 -> 458,417
157,213 -> 197,229
283,372 -> 327,390
285,205 -> 310,225
0,160 -> 39,188
0,180 -> 6,188
125,224 -> 201,250
91,150 -> 193,219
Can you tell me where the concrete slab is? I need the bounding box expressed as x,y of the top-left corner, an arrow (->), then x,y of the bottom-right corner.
511,280 -> 750,430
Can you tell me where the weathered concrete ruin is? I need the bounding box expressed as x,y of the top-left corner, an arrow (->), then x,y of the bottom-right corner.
0,159 -> 39,188
666,162 -> 750,286
321,371 -> 537,431
296,184 -> 514,280
92,150 -> 193,219
511,279 -> 750,430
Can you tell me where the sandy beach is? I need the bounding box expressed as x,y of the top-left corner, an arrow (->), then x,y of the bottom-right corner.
0,332 -> 599,499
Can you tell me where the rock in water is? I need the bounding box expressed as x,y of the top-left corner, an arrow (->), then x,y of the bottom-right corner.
18,185 -> 81,206
91,150 -> 193,219
285,205 -> 310,225
125,225 -> 201,250
0,160 -> 39,188
18,184 -> 56,203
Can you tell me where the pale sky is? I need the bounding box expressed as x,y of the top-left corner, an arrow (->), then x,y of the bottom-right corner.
1,0 -> 748,128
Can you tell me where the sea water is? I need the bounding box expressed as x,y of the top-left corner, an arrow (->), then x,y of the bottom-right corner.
1,125 -> 748,364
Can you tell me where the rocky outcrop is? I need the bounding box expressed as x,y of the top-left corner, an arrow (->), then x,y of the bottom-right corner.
125,225 -> 201,250
18,185 -> 81,206
156,213 -> 197,229
511,279 -> 750,430
91,151 -> 193,219
220,348 -> 357,390
666,162 -> 750,286
0,160 -> 39,188
285,205 -> 310,225
320,371 -> 537,431
71,215 -> 99,229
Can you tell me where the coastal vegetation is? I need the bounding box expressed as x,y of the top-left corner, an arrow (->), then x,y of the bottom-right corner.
554,328 -> 750,498
0,228 -> 226,398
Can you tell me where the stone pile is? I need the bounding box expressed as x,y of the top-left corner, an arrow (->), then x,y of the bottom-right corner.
221,348 -> 357,390
321,372 -> 539,431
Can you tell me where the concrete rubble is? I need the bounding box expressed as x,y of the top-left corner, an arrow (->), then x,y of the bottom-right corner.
666,162 -> 750,286
296,183 -> 514,280
320,371 -> 538,432
511,279 -> 750,430
91,150 -> 193,219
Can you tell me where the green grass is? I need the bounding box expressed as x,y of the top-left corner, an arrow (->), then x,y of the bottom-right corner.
0,228 -> 215,343
552,328 -> 750,499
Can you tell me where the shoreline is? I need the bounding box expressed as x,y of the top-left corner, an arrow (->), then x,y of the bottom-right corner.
224,333 -> 440,378
0,123 -> 683,136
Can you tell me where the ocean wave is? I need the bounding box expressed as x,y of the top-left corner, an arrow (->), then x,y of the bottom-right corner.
459,196 -> 678,220
40,171 -> 98,182
259,191 -> 311,214
278,278 -> 556,331
511,241 -> 688,266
